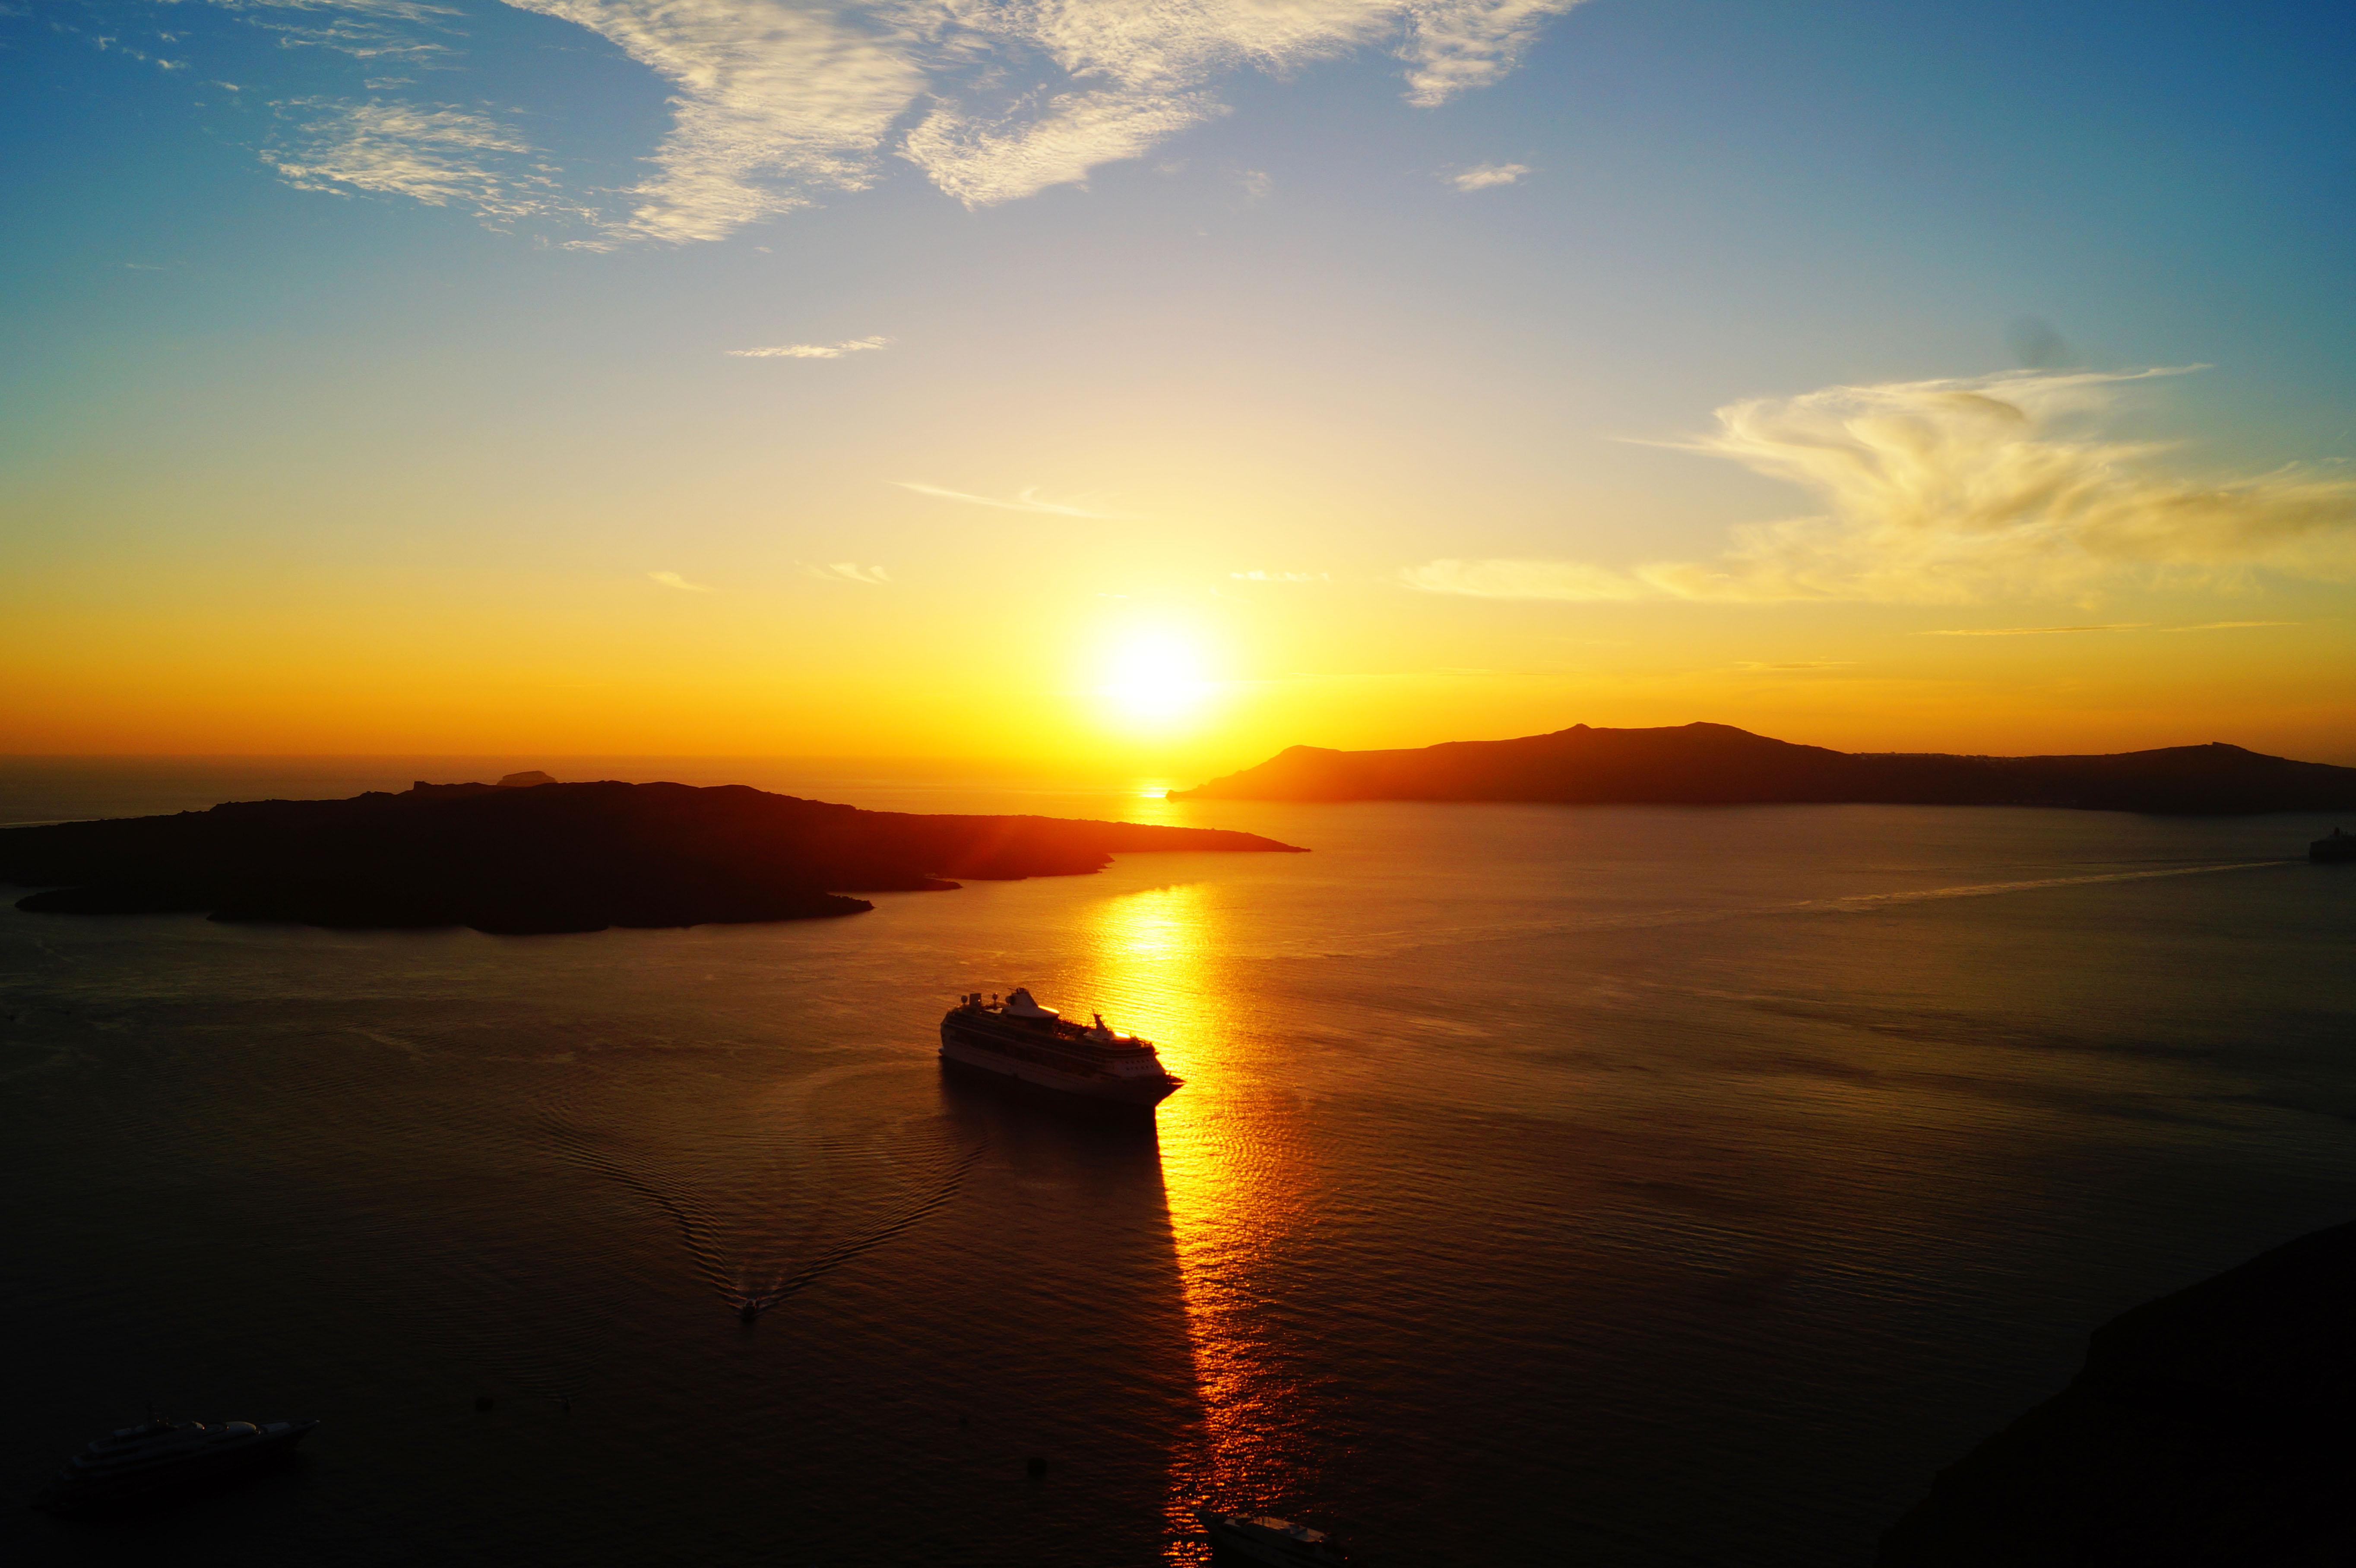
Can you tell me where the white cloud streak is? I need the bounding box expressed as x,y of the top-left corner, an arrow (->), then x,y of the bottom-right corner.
893,481 -> 1130,518
728,335 -> 891,358
498,0 -> 927,243
209,0 -> 1593,240
1404,368 -> 2356,607
802,561 -> 890,584
1401,558 -> 1647,600
1449,161 -> 1527,190
1922,620 -> 2300,636
209,0 -> 460,59
650,570 -> 715,590
1231,569 -> 1329,582
1400,0 -> 1577,106
1922,624 -> 2148,636
266,101 -> 569,224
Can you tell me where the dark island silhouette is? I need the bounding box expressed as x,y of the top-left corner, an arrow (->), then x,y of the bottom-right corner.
0,778 -> 1305,936
1878,1218 -> 2356,1565
1172,722 -> 2356,815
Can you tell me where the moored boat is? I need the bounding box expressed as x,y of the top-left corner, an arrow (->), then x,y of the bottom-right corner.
939,989 -> 1182,1107
2312,828 -> 2355,863
36,1415 -> 318,1512
1196,1507 -> 1352,1565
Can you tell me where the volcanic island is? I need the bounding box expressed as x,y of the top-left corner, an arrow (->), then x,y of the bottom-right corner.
0,778 -> 1305,936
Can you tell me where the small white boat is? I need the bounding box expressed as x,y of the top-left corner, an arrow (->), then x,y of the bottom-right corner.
1197,1507 -> 1352,1565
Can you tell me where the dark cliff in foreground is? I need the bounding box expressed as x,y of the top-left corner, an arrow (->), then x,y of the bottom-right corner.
1879,1219 -> 2356,1566
1173,722 -> 2356,815
0,779 -> 1304,936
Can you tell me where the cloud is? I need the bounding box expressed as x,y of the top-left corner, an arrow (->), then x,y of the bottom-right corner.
208,0 -> 459,60
1400,0 -> 1583,107
650,570 -> 714,591
500,0 -> 926,243
903,86 -> 1225,208
203,0 -> 1591,241
728,335 -> 890,359
2174,620 -> 2297,631
801,561 -> 890,584
265,101 -> 571,226
1404,368 -> 2356,606
893,482 -> 1129,519
1400,558 -> 1648,600
1230,569 -> 1329,582
1922,620 -> 2299,636
1450,161 -> 1528,191
1922,624 -> 2148,636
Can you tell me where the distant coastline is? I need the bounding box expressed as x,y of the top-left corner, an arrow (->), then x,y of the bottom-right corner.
1173,723 -> 2356,816
0,777 -> 1305,936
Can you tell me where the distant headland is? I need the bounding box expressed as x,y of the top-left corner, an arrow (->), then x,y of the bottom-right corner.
0,778 -> 1305,936
1172,723 -> 2356,816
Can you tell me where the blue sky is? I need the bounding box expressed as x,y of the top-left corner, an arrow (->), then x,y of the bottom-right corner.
3,0 -> 2353,762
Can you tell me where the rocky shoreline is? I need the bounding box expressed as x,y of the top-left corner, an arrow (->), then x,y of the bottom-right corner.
1879,1219 -> 2356,1565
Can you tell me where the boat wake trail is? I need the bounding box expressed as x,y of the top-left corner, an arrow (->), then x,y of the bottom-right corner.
537,1061 -> 983,1322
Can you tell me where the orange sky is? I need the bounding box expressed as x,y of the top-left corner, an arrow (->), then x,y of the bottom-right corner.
9,20 -> 2355,774
6,541 -> 2350,771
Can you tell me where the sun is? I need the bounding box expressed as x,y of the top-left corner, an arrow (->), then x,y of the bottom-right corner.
1102,630 -> 1210,724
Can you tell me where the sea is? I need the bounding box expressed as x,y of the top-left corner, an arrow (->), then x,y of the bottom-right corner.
3,757 -> 2353,1567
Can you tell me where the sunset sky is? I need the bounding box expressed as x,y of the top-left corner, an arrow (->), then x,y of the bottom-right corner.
4,0 -> 2353,771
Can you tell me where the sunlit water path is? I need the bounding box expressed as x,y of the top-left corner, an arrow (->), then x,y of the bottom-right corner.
3,763 -> 2352,1565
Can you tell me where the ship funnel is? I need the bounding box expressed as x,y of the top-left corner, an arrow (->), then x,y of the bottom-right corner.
1003,988 -> 1058,1020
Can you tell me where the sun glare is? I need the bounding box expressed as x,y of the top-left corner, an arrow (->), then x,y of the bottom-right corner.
1102,631 -> 1210,725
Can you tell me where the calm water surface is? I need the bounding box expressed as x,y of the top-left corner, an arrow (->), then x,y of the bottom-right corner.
3,760 -> 2353,1565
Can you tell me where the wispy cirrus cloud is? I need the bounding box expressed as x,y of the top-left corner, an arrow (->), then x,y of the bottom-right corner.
2173,620 -> 2298,631
1922,620 -> 2299,636
650,570 -> 714,591
893,482 -> 1130,519
1401,0 -> 1577,105
1401,558 -> 1647,600
1404,368 -> 2356,606
264,100 -> 573,225
500,0 -> 926,243
210,0 -> 460,60
190,0 -> 1592,241
1922,624 -> 2147,636
1449,161 -> 1528,191
801,561 -> 890,584
904,85 -> 1224,208
1231,569 -> 1330,582
727,336 -> 890,359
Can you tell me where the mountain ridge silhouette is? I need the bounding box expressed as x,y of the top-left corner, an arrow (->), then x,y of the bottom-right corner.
0,778 -> 1305,935
1174,722 -> 2356,814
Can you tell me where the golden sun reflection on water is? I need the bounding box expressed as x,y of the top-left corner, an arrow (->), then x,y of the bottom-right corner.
1078,882 -> 1317,1562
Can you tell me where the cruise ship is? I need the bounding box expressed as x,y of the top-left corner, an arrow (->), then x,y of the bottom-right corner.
1196,1508 -> 1352,1565
940,989 -> 1183,1107
38,1415 -> 318,1511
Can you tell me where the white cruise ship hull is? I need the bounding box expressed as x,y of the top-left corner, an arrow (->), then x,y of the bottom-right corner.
938,1021 -> 1181,1107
